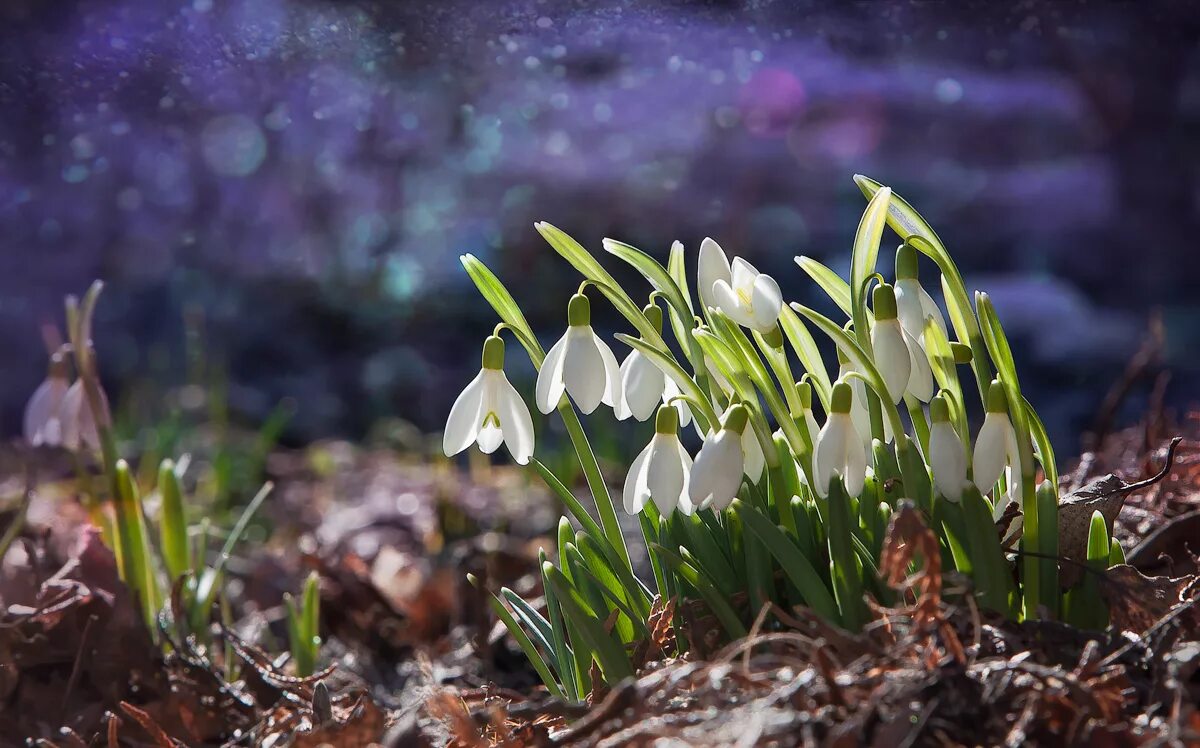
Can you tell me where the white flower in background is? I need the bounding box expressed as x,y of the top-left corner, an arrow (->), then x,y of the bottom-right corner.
869,283 -> 911,404
904,327 -> 936,402
623,405 -> 694,516
536,293 -> 622,415
23,352 -> 70,447
697,237 -> 732,312
615,304 -> 692,427
444,336 -> 535,464
972,380 -> 1015,490
60,379 -> 110,452
928,393 -> 967,502
712,257 -> 783,333
690,403 -> 752,511
836,353 -> 876,451
814,381 -> 867,499
894,242 -> 948,346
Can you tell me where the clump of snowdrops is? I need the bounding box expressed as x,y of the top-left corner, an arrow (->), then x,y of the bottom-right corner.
447,176 -> 1116,699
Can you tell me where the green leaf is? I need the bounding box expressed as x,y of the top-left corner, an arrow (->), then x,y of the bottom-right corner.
501,588 -> 557,662
542,562 -> 635,683
603,238 -> 693,334
777,304 -> 832,409
850,185 -> 891,353
651,543 -> 747,639
795,256 -> 853,316
460,254 -> 544,366
733,500 -> 838,620
472,575 -> 565,699
1023,396 -> 1058,486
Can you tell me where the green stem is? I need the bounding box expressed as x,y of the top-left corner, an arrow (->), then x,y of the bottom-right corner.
557,405 -> 631,569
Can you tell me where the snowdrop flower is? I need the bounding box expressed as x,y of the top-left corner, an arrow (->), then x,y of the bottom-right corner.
836,351 -> 875,451
928,393 -> 967,502
23,352 -> 70,447
869,284 -> 911,404
972,381 -> 1024,512
894,243 -> 948,346
623,405 -> 694,516
697,237 -> 731,312
690,403 -> 753,511
904,327 -> 936,402
444,336 -> 535,464
794,381 -> 820,447
615,305 -> 691,427
536,293 -> 622,415
60,378 -> 111,452
712,257 -> 783,334
813,381 -> 867,499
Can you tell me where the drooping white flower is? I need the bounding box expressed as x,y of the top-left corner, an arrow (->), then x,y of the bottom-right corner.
894,242 -> 948,346
615,304 -> 691,427
869,283 -> 910,404
623,406 -> 694,516
712,257 -> 783,333
928,393 -> 967,502
794,380 -> 821,447
23,353 -> 70,447
697,237 -> 732,312
813,381 -> 867,498
536,294 -> 622,415
904,327 -> 936,402
972,380 -> 1023,504
690,403 -> 752,511
444,336 -> 535,464
60,378 -> 110,452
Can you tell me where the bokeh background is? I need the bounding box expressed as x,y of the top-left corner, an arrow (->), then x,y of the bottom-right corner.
2,0 -> 1198,454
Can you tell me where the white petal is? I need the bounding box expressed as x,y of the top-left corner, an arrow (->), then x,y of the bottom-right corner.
563,327 -> 606,414
647,434 -> 686,515
535,332 -> 569,414
918,285 -> 948,337
477,422 -> 504,453
814,415 -> 848,499
705,355 -> 733,394
730,257 -> 759,295
972,413 -> 1009,491
496,374 -> 536,465
802,409 -> 820,446
698,238 -> 731,311
871,320 -> 911,404
894,278 -> 927,342
689,430 -> 743,511
750,273 -> 783,332
623,441 -> 654,515
443,370 -> 488,456
24,377 -> 68,447
675,441 -> 695,515
929,422 -> 966,502
594,334 -> 623,410
712,279 -> 756,328
842,425 -> 867,497
904,329 -> 935,402
741,427 -> 765,481
662,378 -> 692,428
621,351 -> 666,421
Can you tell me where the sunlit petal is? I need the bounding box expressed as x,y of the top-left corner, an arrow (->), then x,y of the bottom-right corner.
622,441 -> 654,515
535,332 -> 569,414
563,327 -> 606,413
443,370 -> 487,456
698,237 -> 732,311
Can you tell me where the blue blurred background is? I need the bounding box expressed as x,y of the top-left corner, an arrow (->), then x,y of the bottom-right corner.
2,0 -> 1198,452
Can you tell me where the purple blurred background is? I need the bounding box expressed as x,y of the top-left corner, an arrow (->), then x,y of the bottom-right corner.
2,0 -> 1198,451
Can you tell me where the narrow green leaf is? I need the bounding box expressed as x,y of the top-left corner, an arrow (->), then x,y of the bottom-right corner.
795,256 -> 852,316
471,575 -> 565,699
733,500 -> 838,620
542,562 -> 635,683
651,544 -> 747,639
777,304 -> 831,409
850,186 -> 891,354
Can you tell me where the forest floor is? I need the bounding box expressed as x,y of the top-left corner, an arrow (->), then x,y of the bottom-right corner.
1,407 -> 1199,746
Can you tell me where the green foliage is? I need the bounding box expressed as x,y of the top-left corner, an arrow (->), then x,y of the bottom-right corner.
455,176 -> 1112,696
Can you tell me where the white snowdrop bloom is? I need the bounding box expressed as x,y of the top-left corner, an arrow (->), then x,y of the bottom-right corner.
814,381 -> 867,498
894,243 -> 948,346
623,406 -> 694,516
689,403 -> 751,511
836,355 -> 875,452
444,336 -> 536,465
904,327 -> 936,402
23,353 -> 70,447
928,394 -> 967,502
615,305 -> 691,427
972,380 -> 1021,494
869,283 -> 911,404
697,237 -> 732,312
535,294 -> 622,415
60,379 -> 110,452
712,257 -> 783,333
